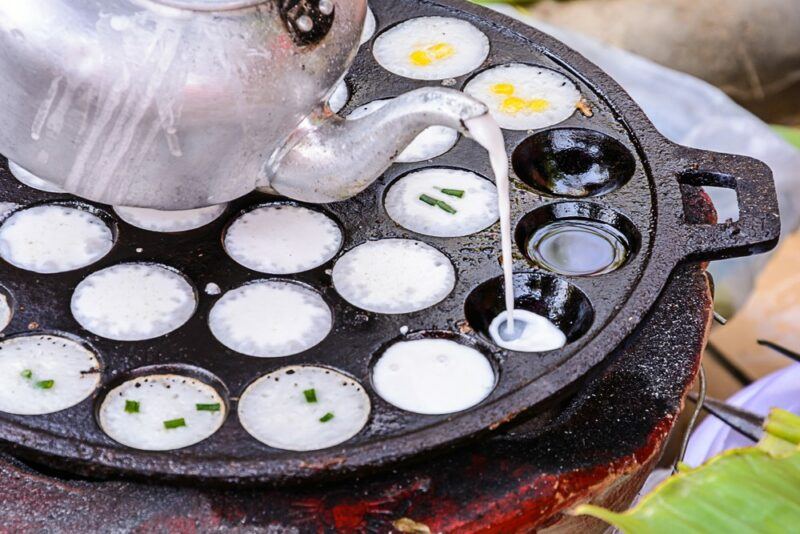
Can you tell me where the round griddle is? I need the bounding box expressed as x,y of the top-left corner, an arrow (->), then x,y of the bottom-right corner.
0,261 -> 712,533
0,0 -> 779,485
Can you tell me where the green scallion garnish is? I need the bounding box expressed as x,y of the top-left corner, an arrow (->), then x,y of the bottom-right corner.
319,412 -> 334,423
419,194 -> 437,206
163,418 -> 186,429
436,200 -> 457,214
20,369 -> 32,379
196,403 -> 221,412
125,400 -> 140,413
439,188 -> 464,198
303,389 -> 318,403
35,379 -> 54,389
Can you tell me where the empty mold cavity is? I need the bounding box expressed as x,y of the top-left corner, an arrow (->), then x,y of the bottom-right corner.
238,365 -> 370,451
512,128 -> 635,197
371,332 -> 496,415
97,365 -> 227,451
208,280 -> 332,358
464,272 -> 594,350
223,203 -> 343,275
71,263 -> 197,341
679,171 -> 740,224
332,239 -> 456,314
515,202 -> 639,276
0,202 -> 116,274
0,333 -> 101,415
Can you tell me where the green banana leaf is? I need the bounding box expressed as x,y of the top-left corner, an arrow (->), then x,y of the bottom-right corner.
773,125 -> 800,150
574,409 -> 800,533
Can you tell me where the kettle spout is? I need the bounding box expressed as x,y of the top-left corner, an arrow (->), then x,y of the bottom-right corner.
265,87 -> 489,203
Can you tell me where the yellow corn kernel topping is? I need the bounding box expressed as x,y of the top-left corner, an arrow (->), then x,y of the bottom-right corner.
500,96 -> 527,114
490,83 -> 515,95
409,43 -> 455,66
527,98 -> 550,112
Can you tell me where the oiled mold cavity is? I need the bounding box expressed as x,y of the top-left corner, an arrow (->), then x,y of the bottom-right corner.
328,78 -> 350,113
515,202 -> 639,276
238,366 -> 370,451
71,263 -> 197,341
360,5 -> 376,45
114,204 -> 227,233
384,168 -> 498,237
465,272 -> 593,352
512,128 -> 636,197
0,204 -> 115,274
464,64 -> 581,131
223,204 -> 343,275
98,372 -> 226,451
332,239 -> 456,314
0,334 -> 101,415
208,280 -> 332,358
372,334 -> 495,414
373,17 -> 489,81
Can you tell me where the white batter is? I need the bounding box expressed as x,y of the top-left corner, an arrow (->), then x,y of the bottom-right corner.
224,205 -> 343,275
114,204 -> 227,233
238,365 -> 370,451
71,263 -> 197,341
373,17 -> 489,80
99,374 -> 226,451
489,309 -> 567,352
208,280 -> 332,358
0,292 -> 10,332
465,114 -> 517,334
360,5 -> 376,45
8,160 -> 65,193
465,63 -> 581,130
332,239 -> 455,314
372,338 -> 495,414
0,334 -> 101,415
347,98 -> 458,162
384,168 -> 498,237
328,78 -> 349,113
0,204 -> 114,274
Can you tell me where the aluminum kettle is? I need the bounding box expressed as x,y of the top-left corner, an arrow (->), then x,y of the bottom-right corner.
0,0 -> 489,208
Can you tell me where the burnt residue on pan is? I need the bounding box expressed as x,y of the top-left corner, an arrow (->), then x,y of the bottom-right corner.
0,0 -> 779,485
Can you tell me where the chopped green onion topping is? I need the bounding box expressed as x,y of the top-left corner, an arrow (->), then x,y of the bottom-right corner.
419,194 -> 438,206
35,379 -> 54,389
163,418 -> 186,429
125,400 -> 140,413
319,412 -> 334,423
435,200 -> 457,214
303,389 -> 318,403
439,188 -> 465,198
196,403 -> 221,412
20,369 -> 32,379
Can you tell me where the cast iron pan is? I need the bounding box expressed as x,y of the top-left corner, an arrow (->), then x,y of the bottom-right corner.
0,0 -> 780,485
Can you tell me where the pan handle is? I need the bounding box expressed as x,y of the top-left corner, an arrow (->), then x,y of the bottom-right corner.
675,146 -> 781,261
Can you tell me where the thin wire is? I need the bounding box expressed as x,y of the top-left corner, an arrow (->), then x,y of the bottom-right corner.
706,342 -> 753,386
674,365 -> 707,473
757,339 -> 800,364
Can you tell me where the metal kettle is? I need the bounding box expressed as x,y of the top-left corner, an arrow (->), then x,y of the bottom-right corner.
0,0 -> 489,209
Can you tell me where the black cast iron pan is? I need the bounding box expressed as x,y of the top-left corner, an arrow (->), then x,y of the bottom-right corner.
0,0 -> 780,485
